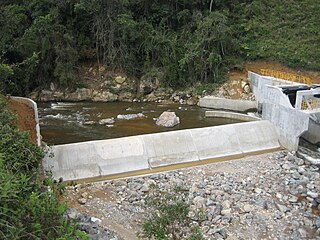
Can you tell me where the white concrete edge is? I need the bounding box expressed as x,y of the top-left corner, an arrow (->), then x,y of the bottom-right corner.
205,110 -> 260,121
11,96 -> 41,146
264,85 -> 294,109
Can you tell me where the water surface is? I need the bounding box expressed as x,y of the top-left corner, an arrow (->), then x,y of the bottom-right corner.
38,102 -> 242,145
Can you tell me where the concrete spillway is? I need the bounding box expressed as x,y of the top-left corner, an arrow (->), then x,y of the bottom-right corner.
44,120 -> 281,182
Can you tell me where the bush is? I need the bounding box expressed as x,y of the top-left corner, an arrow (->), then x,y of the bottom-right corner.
142,185 -> 204,240
0,98 -> 87,239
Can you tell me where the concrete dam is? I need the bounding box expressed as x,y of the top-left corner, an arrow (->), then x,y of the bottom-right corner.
43,120 -> 280,182
13,71 -> 318,182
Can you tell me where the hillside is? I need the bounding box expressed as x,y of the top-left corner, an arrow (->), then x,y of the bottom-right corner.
0,0 -> 319,96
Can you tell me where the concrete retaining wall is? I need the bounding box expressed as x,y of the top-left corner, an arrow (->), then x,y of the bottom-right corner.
199,97 -> 257,112
11,96 -> 41,146
262,103 -> 309,150
248,71 -> 304,104
44,120 -> 280,181
205,111 -> 260,121
248,72 -> 310,150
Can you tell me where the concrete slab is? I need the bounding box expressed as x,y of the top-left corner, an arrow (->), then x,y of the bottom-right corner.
94,136 -> 149,175
199,97 -> 257,112
205,111 -> 260,121
143,130 -> 199,168
234,121 -> 280,153
44,143 -> 100,181
190,125 -> 242,160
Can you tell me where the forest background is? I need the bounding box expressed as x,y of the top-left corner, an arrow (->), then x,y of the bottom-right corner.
0,0 -> 319,96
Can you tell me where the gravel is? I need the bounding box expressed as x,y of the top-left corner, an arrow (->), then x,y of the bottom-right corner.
66,151 -> 320,239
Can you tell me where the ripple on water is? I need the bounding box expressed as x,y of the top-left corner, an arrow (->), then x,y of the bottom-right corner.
37,101 -> 244,145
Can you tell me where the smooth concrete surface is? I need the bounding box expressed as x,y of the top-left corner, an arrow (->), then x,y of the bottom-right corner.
262,99 -> 310,151
248,71 -> 304,104
11,96 -> 41,146
44,136 -> 150,181
262,85 -> 293,108
199,97 -> 257,112
301,112 -> 320,145
205,111 -> 260,121
190,124 -> 242,160
143,131 -> 199,168
44,120 -> 280,181
234,121 -> 280,153
248,72 -> 314,151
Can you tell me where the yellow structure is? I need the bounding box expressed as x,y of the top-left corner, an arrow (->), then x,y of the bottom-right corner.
301,98 -> 320,110
260,69 -> 313,85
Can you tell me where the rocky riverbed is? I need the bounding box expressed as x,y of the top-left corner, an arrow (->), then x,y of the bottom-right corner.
65,151 -> 320,239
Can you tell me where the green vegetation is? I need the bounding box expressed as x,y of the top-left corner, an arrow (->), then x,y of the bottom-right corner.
0,0 -> 319,95
0,99 -> 86,239
142,185 -> 204,240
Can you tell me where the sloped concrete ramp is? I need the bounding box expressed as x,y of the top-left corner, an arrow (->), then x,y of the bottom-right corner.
43,120 -> 280,181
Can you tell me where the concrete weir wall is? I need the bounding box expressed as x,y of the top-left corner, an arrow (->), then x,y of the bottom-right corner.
44,120 -> 280,181
205,111 -> 260,122
199,97 -> 257,112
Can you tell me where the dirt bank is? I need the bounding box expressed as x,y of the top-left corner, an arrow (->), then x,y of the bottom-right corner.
7,98 -> 37,145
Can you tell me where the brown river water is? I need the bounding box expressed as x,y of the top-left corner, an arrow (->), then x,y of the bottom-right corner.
38,102 -> 242,145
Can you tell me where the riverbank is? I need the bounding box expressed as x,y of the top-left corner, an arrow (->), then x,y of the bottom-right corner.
28,60 -> 320,105
65,150 -> 320,239
28,62 -> 256,104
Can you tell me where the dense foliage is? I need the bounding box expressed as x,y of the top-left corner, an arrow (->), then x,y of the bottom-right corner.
0,99 -> 86,239
0,0 -> 319,95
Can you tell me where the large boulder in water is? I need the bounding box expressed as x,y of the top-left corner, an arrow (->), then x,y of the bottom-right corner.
156,111 -> 180,128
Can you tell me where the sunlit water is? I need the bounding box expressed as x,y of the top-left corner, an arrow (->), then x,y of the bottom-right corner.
38,102 -> 243,145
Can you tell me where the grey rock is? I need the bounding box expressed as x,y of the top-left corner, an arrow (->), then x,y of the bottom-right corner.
139,74 -> 159,95
67,88 -> 92,101
84,121 -> 96,125
92,91 -> 118,102
275,203 -> 289,213
212,204 -> 222,215
282,163 -> 292,170
193,196 -> 206,208
221,208 -> 231,215
243,204 -> 254,213
254,188 -> 262,194
155,111 -> 180,128
307,191 -> 319,199
205,199 -> 215,207
314,217 -> 320,229
78,198 -> 87,205
117,113 -> 145,120
140,184 -> 150,193
298,228 -> 307,238
99,118 -> 115,125
297,166 -> 306,173
288,195 -> 298,203
114,76 -> 126,84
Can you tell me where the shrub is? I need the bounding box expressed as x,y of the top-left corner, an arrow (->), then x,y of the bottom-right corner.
0,98 -> 87,239
142,185 -> 204,240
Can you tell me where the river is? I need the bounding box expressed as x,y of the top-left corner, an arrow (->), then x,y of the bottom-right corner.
38,102 -> 243,145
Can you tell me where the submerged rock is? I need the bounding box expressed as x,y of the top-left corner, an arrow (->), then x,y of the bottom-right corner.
99,118 -> 115,125
117,113 -> 145,120
156,111 -> 180,127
